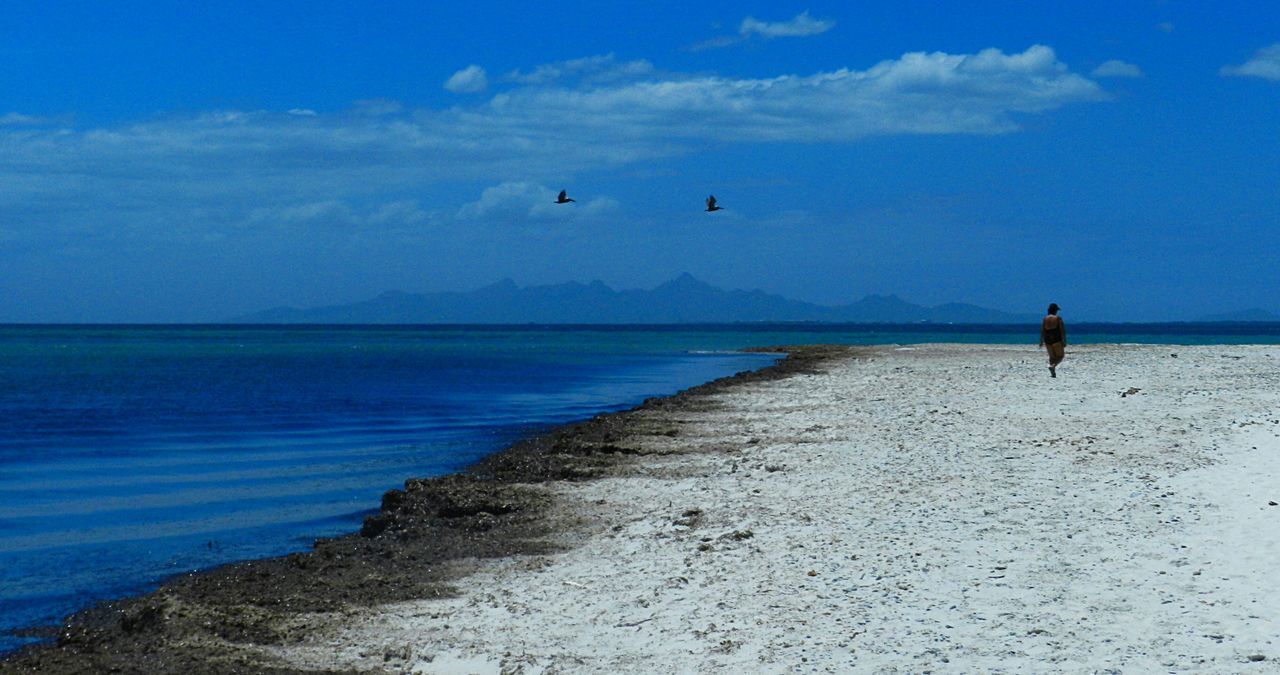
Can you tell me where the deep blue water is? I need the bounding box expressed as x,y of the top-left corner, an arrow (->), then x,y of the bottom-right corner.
2,323 -> 1278,653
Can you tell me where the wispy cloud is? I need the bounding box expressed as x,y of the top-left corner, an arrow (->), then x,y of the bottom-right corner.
1221,44 -> 1280,81
0,112 -> 57,126
1,45 -> 1101,251
687,35 -> 741,52
1091,59 -> 1142,78
353,99 -> 406,116
740,11 -> 835,39
470,45 -> 1102,145
3,45 -> 1102,179
247,199 -> 430,229
691,11 -> 834,50
503,53 -> 654,86
445,65 -> 489,93
247,200 -> 349,226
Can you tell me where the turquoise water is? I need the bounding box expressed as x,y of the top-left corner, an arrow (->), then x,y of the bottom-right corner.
2,323 -> 1278,653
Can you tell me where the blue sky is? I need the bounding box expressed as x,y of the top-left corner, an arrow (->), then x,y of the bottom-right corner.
2,1 -> 1278,322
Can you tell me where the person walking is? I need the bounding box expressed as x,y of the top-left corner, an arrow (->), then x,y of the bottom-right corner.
1039,303 -> 1066,377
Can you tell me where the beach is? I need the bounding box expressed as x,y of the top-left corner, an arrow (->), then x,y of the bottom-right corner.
7,343 -> 1280,673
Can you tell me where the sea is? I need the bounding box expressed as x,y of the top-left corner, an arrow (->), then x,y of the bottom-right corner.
2,322 -> 1279,653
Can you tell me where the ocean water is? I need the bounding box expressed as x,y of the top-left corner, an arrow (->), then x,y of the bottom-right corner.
2,323 -> 1278,653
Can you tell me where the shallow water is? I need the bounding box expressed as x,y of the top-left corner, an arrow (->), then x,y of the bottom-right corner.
0,326 -> 782,652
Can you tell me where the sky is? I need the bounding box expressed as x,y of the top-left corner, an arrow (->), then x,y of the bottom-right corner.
1,1 -> 1278,322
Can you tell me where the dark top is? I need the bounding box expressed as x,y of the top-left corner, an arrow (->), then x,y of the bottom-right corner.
1042,316 -> 1064,345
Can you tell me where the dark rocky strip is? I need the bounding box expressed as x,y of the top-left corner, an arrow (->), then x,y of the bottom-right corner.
1,346 -> 853,674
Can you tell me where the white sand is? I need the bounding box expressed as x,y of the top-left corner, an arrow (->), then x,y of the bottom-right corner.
274,344 -> 1280,673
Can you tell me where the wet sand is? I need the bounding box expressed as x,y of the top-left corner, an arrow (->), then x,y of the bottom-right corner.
5,344 -> 1280,673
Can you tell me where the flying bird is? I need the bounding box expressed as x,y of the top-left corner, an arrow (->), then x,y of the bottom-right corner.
555,190 -> 575,204
705,195 -> 724,212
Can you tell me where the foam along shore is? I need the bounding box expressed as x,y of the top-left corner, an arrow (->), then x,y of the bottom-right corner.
9,344 -> 1280,672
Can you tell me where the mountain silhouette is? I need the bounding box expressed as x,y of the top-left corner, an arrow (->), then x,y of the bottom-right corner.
231,274 -> 1036,324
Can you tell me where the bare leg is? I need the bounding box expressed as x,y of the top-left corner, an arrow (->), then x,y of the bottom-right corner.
1048,343 -> 1065,377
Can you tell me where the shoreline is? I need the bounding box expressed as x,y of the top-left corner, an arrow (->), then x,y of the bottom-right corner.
6,343 -> 1279,672
1,345 -> 848,673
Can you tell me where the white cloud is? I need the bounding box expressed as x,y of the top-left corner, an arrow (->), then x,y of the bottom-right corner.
1156,21 -> 1175,34
0,45 -> 1101,249
470,45 -> 1102,144
445,65 -> 489,93
1221,44 -> 1280,81
504,54 -> 654,85
287,108 -> 318,116
693,11 -> 834,50
1091,60 -> 1142,78
740,11 -> 834,39
0,46 -> 1101,192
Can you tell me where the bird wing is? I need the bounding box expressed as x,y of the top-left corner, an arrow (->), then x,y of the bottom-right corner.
706,195 -> 716,208
558,190 -> 567,200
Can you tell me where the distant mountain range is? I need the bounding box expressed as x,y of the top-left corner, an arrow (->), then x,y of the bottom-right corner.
231,274 -> 1042,324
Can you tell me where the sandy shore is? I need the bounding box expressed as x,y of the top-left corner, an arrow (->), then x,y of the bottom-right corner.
8,344 -> 1280,673
275,343 -> 1280,673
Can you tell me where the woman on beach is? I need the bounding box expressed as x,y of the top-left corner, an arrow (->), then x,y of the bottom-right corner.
1039,303 -> 1066,377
